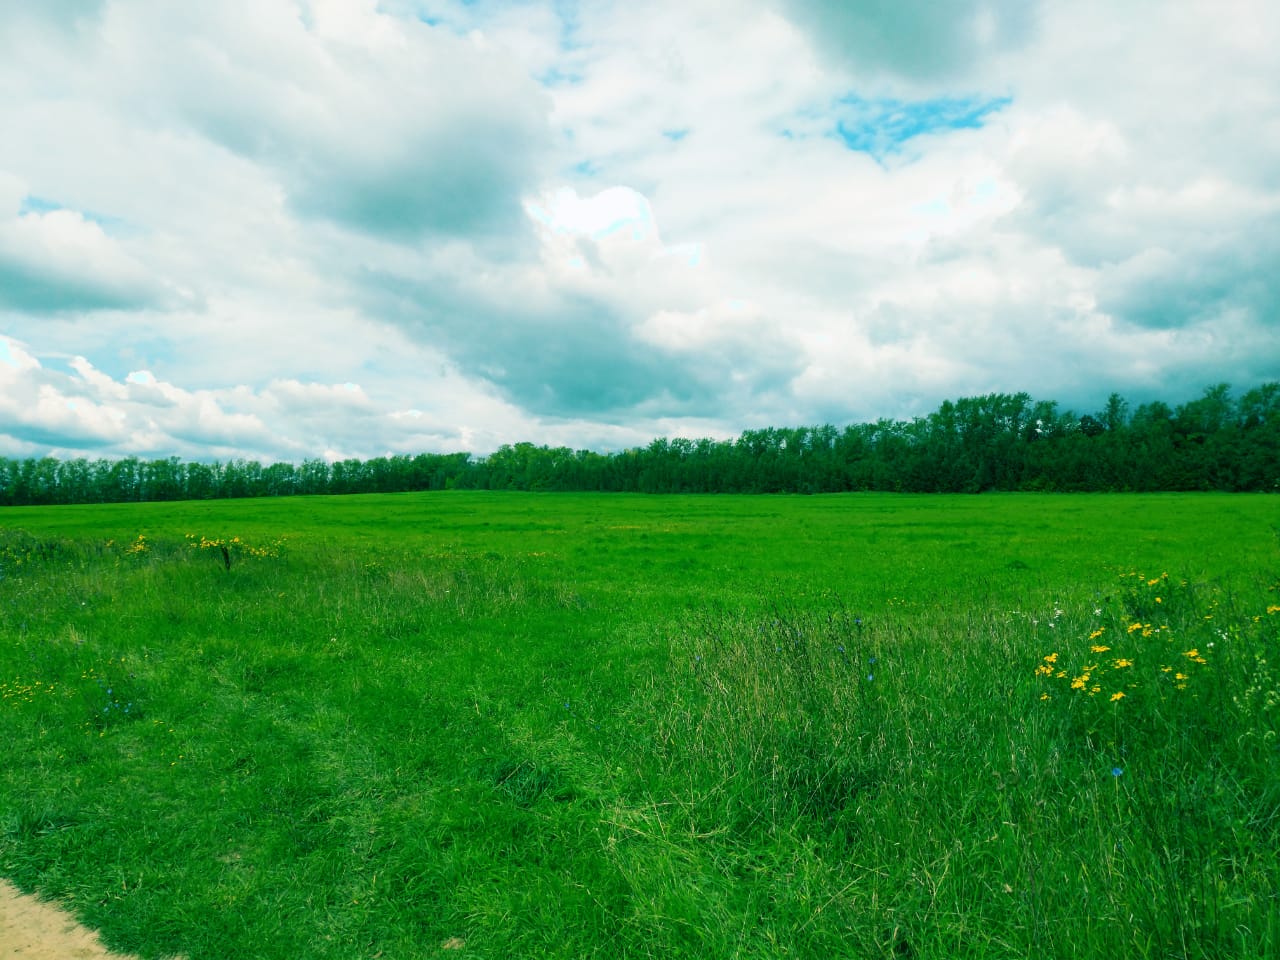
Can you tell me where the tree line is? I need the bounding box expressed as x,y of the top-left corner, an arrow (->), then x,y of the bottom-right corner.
1,383 -> 1276,506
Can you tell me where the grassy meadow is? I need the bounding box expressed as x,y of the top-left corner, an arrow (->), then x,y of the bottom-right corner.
1,491 -> 1277,959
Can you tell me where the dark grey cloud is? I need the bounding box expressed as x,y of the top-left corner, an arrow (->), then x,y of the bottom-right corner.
0,424 -> 115,452
0,207 -> 163,315
778,0 -> 1041,82
358,264 -> 803,419
0,259 -> 151,314
365,270 -> 695,416
1097,225 -> 1280,332
107,2 -> 552,245
6,1 -> 106,31
287,116 -> 545,245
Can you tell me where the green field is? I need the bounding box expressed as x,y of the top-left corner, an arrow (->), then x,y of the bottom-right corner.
1,492 -> 1277,959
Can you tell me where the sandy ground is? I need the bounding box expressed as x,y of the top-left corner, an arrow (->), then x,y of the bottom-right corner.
0,880 -> 144,960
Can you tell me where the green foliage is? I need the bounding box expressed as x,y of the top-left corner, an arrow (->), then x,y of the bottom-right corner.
2,382 -> 1278,505
0,492 -> 1276,959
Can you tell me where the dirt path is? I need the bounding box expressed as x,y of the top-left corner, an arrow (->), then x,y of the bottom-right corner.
0,880 -> 144,959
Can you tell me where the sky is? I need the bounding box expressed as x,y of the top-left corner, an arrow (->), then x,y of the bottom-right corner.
1,0 -> 1277,463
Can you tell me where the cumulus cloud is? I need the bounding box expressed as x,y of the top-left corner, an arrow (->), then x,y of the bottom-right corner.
91,0 -> 551,244
1,340 -> 420,460
0,338 -> 126,450
357,184 -> 808,419
1096,221 -> 1280,332
0,205 -> 161,313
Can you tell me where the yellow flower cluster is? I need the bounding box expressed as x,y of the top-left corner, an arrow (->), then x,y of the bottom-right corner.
1033,652 -> 1059,678
184,533 -> 286,560
0,676 -> 60,707
1126,621 -> 1164,638
1036,572 -> 1212,704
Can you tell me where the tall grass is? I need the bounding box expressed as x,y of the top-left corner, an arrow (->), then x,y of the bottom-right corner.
636,574 -> 1279,958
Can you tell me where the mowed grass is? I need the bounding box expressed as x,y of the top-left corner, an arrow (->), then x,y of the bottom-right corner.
0,492 -> 1277,959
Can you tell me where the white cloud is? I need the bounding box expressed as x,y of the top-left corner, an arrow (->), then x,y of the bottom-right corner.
0,202 -> 163,313
0,342 -> 126,449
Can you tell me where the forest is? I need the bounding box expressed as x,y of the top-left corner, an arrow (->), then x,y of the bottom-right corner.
1,383 -> 1276,505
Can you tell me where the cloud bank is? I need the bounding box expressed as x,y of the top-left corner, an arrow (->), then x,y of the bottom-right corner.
1,0 -> 1276,461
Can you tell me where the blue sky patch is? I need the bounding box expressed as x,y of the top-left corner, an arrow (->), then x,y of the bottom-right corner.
554,0 -> 584,51
20,194 -> 123,229
19,195 -> 62,215
0,337 -> 20,369
830,94 -> 1012,158
538,66 -> 584,87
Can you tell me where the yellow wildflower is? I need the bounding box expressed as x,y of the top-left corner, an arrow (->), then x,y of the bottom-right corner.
1088,628 -> 1106,640
1112,659 -> 1133,668
1043,652 -> 1059,663
1090,645 -> 1110,654
1110,691 -> 1125,702
1127,622 -> 1144,633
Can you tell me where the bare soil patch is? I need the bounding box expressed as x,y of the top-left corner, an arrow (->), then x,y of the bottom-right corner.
0,880 -> 146,960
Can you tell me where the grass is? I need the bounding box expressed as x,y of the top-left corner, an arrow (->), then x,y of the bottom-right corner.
0,491 -> 1277,958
